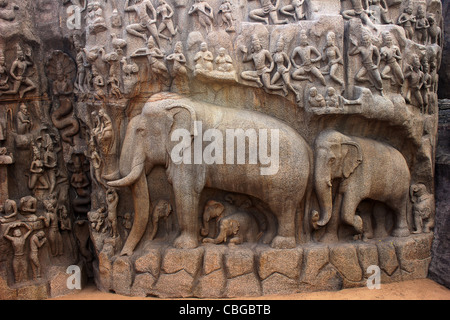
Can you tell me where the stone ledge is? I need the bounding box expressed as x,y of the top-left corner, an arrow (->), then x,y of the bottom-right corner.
95,233 -> 433,298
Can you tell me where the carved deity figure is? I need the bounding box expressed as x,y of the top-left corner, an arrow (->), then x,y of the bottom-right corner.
0,50 -> 9,91
29,231 -> 46,279
194,42 -> 214,73
380,31 -> 404,87
341,0 -> 378,31
100,48 -> 123,99
42,136 -> 58,194
0,0 -> 19,22
73,36 -> 89,93
166,41 -> 189,94
240,35 -> 284,92
106,188 -> 119,238
28,143 -> 49,190
188,0 -> 214,33
308,86 -> 326,107
403,54 -> 424,109
291,30 -> 326,86
349,33 -> 384,96
321,31 -> 344,86
421,58 -> 432,114
218,0 -> 235,32
397,3 -> 416,40
271,36 -> 299,99
367,0 -> 392,24
280,0 -> 305,21
414,5 -> 429,45
40,198 -> 64,256
86,1 -> 107,34
215,47 -> 234,73
3,222 -> 32,283
248,0 -> 288,25
16,103 -> 32,135
0,199 -> 18,223
0,45 -> 36,99
125,0 -> 161,47
156,0 -> 178,41
132,36 -> 170,86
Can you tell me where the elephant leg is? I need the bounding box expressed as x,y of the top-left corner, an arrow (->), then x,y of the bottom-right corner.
390,196 -> 410,237
340,194 -> 363,235
270,199 -> 296,249
173,184 -> 201,249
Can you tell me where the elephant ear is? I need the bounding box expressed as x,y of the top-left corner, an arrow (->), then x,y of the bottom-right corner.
342,141 -> 362,179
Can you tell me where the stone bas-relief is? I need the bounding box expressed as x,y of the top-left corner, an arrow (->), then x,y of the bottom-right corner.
0,0 -> 443,299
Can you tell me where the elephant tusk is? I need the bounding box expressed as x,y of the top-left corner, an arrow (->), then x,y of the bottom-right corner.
107,162 -> 145,187
327,180 -> 332,187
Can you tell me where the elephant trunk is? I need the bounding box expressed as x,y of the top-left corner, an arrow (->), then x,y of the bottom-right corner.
107,162 -> 145,188
314,167 -> 333,228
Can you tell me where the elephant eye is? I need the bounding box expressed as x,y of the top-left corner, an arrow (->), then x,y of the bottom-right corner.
329,157 -> 336,164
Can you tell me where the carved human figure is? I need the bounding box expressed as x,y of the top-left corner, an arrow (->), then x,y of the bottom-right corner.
43,138 -> 58,194
0,45 -> 36,99
29,231 -> 46,279
19,195 -> 37,215
280,0 -> 305,21
308,86 -> 326,107
380,31 -> 404,87
325,86 -> 339,107
28,143 -> 49,190
0,50 -> 9,91
166,41 -> 189,93
125,0 -> 161,47
40,198 -> 64,256
86,1 -> 107,34
414,5 -> 429,45
100,48 -> 123,99
188,0 -> 214,33
106,188 -> 119,238
0,0 -> 19,21
349,33 -> 384,96
321,31 -> 344,86
215,47 -> 234,72
248,0 -> 287,25
88,137 -> 104,187
0,199 -> 17,223
123,212 -> 133,238
410,183 -> 434,234
92,69 -> 106,101
367,0 -> 392,24
421,58 -> 432,114
111,8 -> 122,27
149,199 -> 172,239
88,207 -> 107,233
291,30 -> 326,86
16,103 -> 32,135
218,0 -> 235,32
397,3 -> 416,40
156,0 -> 178,41
59,205 -> 72,231
194,42 -> 214,73
97,108 -> 114,155
73,36 -> 88,93
341,0 -> 377,31
132,37 -> 170,86
271,36 -> 299,99
3,222 -> 32,282
240,35 -> 284,92
403,54 -> 424,109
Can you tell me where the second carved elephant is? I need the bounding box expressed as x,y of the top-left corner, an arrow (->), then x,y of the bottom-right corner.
311,129 -> 411,238
107,93 -> 312,255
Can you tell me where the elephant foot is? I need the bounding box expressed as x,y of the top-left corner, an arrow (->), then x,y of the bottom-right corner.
353,215 -> 363,234
270,236 -> 296,249
392,227 -> 410,237
174,233 -> 199,249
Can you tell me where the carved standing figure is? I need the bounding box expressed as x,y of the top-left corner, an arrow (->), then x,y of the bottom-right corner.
414,5 -> 429,45
271,36 -> 299,99
397,3 -> 416,40
166,41 -> 189,94
40,198 -> 64,256
291,30 -> 326,86
380,31 -> 404,87
410,183 -> 434,234
3,222 -> 32,283
29,231 -> 46,279
16,103 -> 32,135
106,188 -> 119,238
125,0 -> 161,47
156,0 -> 178,41
349,33 -> 384,96
321,31 -> 344,86
403,54 -> 424,109
188,0 -> 214,33
0,50 -> 9,91
218,0 -> 235,32
28,143 -> 49,190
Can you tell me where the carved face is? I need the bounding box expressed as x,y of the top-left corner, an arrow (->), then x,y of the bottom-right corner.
13,229 -> 22,237
200,42 -> 208,52
309,87 -> 318,97
326,32 -> 335,46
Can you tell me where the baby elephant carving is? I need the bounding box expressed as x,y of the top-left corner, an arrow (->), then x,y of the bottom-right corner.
150,199 -> 173,240
203,209 -> 261,245
410,183 -> 435,234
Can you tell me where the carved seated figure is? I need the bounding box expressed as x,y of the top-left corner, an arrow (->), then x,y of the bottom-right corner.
194,42 -> 214,74
308,87 -> 326,108
19,195 -> 37,219
88,207 -> 107,233
86,1 -> 107,34
0,199 -> 18,223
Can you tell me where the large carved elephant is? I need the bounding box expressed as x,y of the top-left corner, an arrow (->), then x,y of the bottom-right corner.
312,129 -> 411,237
107,93 -> 312,255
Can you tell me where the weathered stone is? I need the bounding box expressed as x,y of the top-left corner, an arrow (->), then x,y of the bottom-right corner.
357,242 -> 379,277
202,245 -> 226,275
301,245 -> 329,283
130,273 -> 156,297
194,269 -> 226,298
257,246 -> 303,280
0,275 -> 17,300
224,247 -> 255,278
224,273 -> 261,297
17,283 -> 48,300
261,272 -> 298,295
134,247 -> 162,276
162,247 -> 204,276
376,240 -> 399,276
112,256 -> 133,296
153,269 -> 195,298
329,244 -> 362,282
